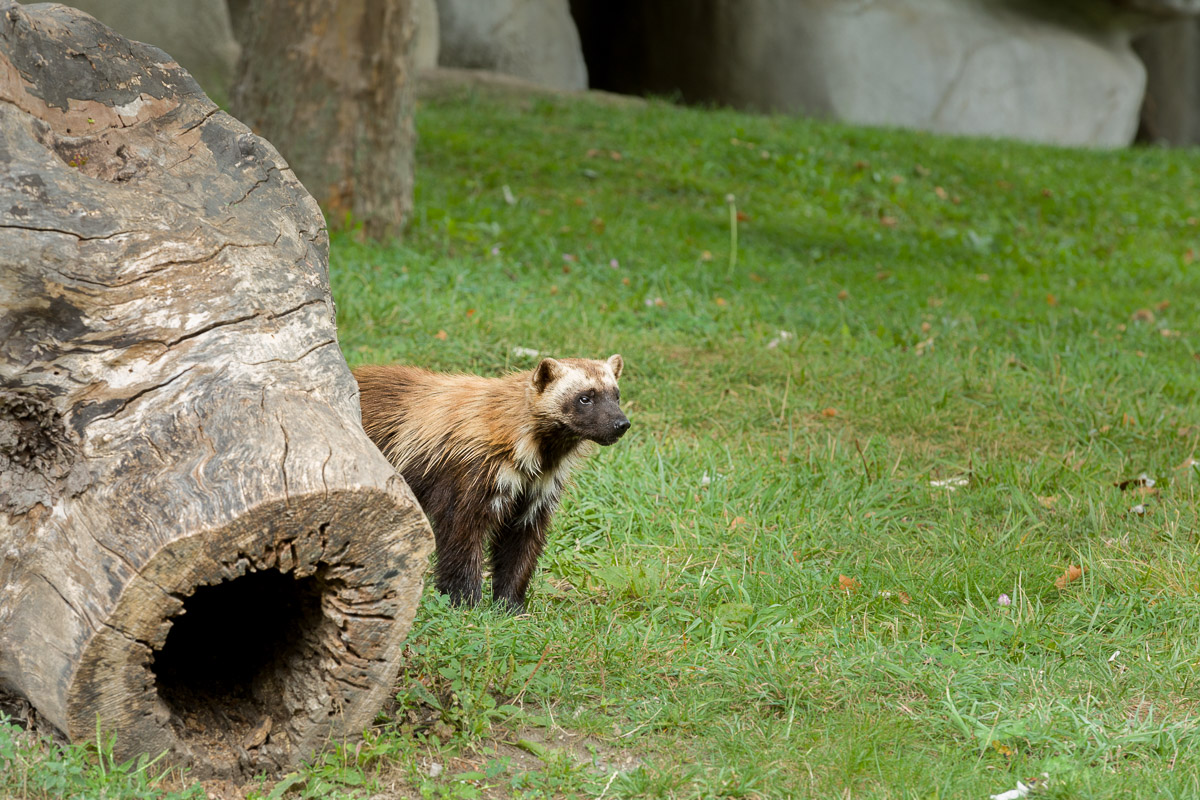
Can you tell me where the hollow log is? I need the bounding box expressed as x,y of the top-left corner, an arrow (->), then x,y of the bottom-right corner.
0,1 -> 433,780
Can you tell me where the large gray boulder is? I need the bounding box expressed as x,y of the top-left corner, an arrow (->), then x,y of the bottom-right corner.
775,0 -> 1146,147
573,0 -> 1196,147
436,0 -> 586,91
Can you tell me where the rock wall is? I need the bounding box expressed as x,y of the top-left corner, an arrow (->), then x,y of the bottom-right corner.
572,0 -> 1200,147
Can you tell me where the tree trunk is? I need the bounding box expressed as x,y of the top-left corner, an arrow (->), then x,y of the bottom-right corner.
0,1 -> 432,780
230,0 -> 417,241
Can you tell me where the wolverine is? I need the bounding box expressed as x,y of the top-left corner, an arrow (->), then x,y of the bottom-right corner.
354,355 -> 629,612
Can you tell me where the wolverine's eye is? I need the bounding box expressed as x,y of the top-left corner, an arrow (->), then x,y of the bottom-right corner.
578,394 -> 592,406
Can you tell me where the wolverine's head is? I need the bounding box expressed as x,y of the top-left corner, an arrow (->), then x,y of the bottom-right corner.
531,354 -> 630,446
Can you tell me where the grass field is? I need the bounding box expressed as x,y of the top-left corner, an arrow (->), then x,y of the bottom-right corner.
6,85 -> 1200,799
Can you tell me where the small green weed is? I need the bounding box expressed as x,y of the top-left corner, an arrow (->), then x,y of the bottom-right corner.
0,716 -> 202,800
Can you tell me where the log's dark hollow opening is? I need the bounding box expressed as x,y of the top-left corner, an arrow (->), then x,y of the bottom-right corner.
152,569 -> 325,734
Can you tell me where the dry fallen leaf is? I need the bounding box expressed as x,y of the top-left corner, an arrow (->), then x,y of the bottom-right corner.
821,407 -> 838,417
838,574 -> 860,594
991,740 -> 1015,757
434,330 -> 448,341
1131,308 -> 1156,324
1037,495 -> 1058,509
728,516 -> 746,530
1055,564 -> 1084,590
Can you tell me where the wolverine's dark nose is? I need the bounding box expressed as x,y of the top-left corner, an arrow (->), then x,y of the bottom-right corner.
597,415 -> 630,446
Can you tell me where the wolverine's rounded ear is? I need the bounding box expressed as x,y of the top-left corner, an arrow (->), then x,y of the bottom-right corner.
532,358 -> 563,393
607,354 -> 624,379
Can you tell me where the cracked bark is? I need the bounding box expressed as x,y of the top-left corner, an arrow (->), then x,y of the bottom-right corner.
0,1 -> 432,780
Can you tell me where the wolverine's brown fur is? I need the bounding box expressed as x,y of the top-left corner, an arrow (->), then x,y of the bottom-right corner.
354,355 -> 629,611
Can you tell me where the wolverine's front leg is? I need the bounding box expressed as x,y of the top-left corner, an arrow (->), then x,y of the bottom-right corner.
490,500 -> 556,613
433,516 -> 486,606
419,478 -> 493,606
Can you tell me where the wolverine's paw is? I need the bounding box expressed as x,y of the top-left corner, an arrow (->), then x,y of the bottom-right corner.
493,595 -> 527,615
440,582 -> 483,607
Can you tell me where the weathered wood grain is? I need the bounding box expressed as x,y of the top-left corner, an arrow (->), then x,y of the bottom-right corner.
0,1 -> 432,779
